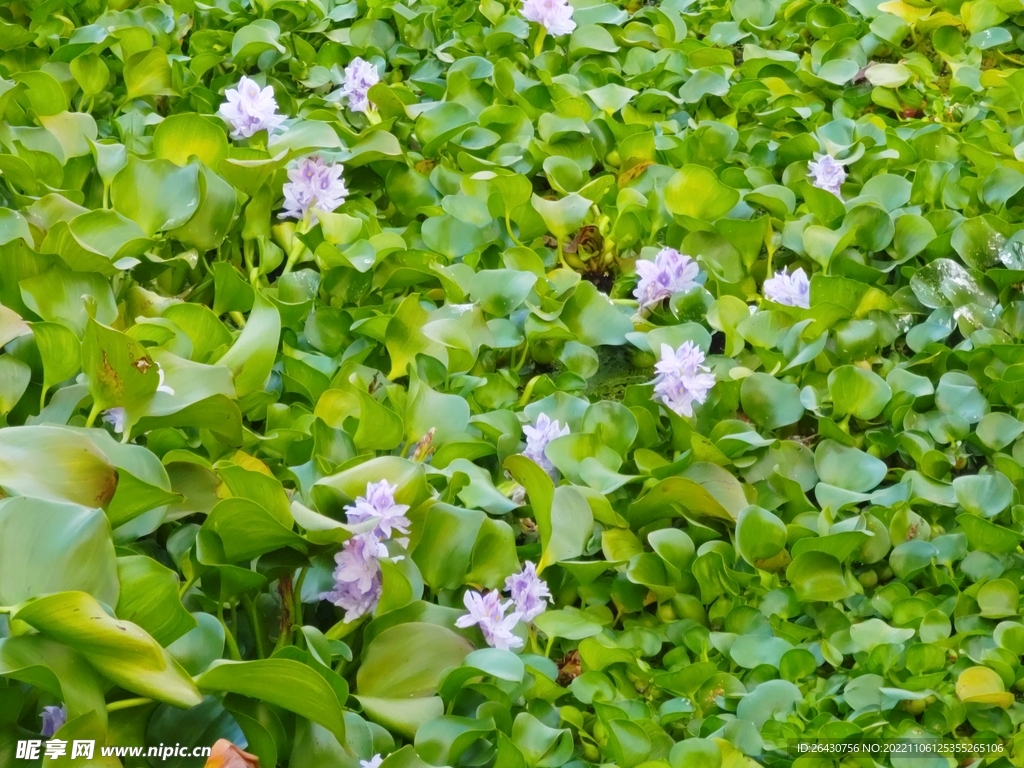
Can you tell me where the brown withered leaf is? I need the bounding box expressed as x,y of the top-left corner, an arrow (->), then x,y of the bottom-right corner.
557,650 -> 582,686
618,160 -> 655,187
564,225 -> 603,258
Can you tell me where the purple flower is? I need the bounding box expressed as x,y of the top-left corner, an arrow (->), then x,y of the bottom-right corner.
361,756 -> 384,768
633,247 -> 701,312
522,0 -> 576,35
764,267 -> 810,309
218,76 -> 287,140
523,413 -> 570,477
320,533 -> 388,623
345,480 -> 411,546
505,561 -> 551,622
41,705 -> 66,738
341,57 -> 381,114
102,407 -> 126,434
653,342 -> 716,418
808,155 -> 846,197
281,155 -> 348,223
455,590 -> 524,650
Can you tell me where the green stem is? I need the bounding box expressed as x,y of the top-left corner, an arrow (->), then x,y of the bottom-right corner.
528,624 -> 541,655
544,633 -> 555,659
556,237 -> 566,268
242,594 -> 265,659
518,375 -> 540,407
84,402 -> 101,428
512,341 -> 531,374
505,211 -> 525,247
219,604 -> 242,661
292,567 -> 308,644
106,698 -> 153,713
533,26 -> 547,57
243,239 -> 255,277
325,614 -> 365,640
274,574 -> 296,653
283,213 -> 313,274
178,573 -> 199,599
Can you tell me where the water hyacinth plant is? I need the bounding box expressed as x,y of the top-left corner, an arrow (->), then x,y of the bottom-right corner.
1,0 -> 1024,764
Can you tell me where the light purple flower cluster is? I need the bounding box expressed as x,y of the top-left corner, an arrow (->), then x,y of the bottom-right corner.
456,591 -> 523,650
634,247 -> 701,312
321,533 -> 388,623
219,79 -> 356,224
457,561 -> 551,651
505,561 -> 551,622
41,705 -> 66,738
218,76 -> 287,139
807,154 -> 846,196
523,413 -> 569,477
281,155 -> 348,223
653,341 -> 716,418
361,756 -> 384,768
521,0 -> 576,35
345,479 -> 411,545
321,480 -> 409,623
341,57 -> 381,114
764,267 -> 811,308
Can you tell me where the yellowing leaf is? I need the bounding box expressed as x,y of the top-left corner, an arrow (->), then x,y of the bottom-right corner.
877,0 -> 933,22
955,666 -> 1014,707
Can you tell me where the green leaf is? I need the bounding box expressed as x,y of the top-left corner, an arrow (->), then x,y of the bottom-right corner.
355,389 -> 405,450
0,635 -> 108,730
735,505 -> 787,566
197,659 -> 346,742
110,155 -> 201,236
124,48 -> 173,100
231,20 -> 287,61
12,592 -> 202,708
532,193 -> 590,240
505,455 -> 594,572
357,622 -> 473,698
665,165 -> 740,222
168,164 -> 238,251
0,208 -> 31,247
115,556 -> 197,646
740,373 -> 804,430
0,497 -> 118,606
828,365 -> 892,420
785,552 -> 854,602
0,426 -> 119,508
20,267 -> 118,336
814,440 -> 887,492
82,318 -> 159,426
561,281 -> 633,346
41,209 -> 152,275
216,291 -> 281,396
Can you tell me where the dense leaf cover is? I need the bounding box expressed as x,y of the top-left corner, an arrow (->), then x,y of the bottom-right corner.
1,0 -> 1024,765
